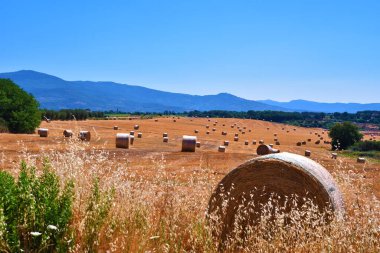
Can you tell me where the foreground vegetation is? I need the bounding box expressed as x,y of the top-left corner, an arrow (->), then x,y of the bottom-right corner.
0,140 -> 378,252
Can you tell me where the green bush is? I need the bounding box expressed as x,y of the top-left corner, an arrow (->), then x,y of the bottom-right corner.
350,140 -> 380,152
0,161 -> 74,252
0,118 -> 8,133
329,122 -> 363,150
0,79 -> 41,133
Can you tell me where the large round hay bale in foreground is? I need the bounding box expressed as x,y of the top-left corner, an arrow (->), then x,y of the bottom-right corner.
256,144 -> 280,155
38,128 -> 48,137
63,129 -> 73,137
207,152 -> 344,244
116,133 -> 130,149
182,135 -> 197,152
79,131 -> 91,141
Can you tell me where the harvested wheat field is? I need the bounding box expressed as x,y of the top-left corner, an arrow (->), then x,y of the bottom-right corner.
1,117 -> 379,252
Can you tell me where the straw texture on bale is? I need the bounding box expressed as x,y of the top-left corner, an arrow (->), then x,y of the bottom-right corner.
207,152 -> 345,243
79,131 -> 91,141
115,133 -> 130,149
38,128 -> 48,137
181,135 -> 197,152
63,129 -> 73,137
256,144 -> 280,155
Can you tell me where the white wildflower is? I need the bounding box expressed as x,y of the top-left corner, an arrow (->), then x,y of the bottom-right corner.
30,232 -> 42,236
47,225 -> 58,230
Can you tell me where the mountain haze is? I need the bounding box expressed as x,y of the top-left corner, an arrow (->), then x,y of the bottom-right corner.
0,70 -> 286,112
0,70 -> 379,113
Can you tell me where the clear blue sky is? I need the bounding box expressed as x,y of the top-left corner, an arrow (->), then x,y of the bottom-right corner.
1,0 -> 379,103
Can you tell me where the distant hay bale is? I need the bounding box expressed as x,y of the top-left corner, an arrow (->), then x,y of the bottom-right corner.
259,140 -> 264,144
252,140 -> 257,145
248,129 -> 251,132
218,146 -> 226,152
308,138 -> 311,142
234,133 -> 239,137
320,137 -> 324,140
115,133 -> 130,149
305,150 -> 311,157
245,140 -> 249,145
194,129 -> 199,134
206,125 -> 210,129
222,131 -> 227,136
163,133 -> 168,137
274,133 -> 277,136
206,131 -> 210,135
257,144 -> 280,155
130,131 -> 135,136
134,125 -> 139,130
63,129 -> 73,137
173,119 -> 176,122
296,142 -> 302,146
302,141 -> 306,145
275,141 -> 281,145
357,157 -> 366,163
224,140 -> 230,146
155,119 -> 158,122
196,141 -> 201,148
234,136 -> 239,141
315,140 -> 321,144
293,128 -> 296,131
130,136 -> 135,145
163,137 -> 169,142
331,153 -> 337,159
38,128 -> 48,137
242,131 -> 245,134
182,135 -> 197,152
213,123 -> 216,126
274,138 -> 278,142
267,127 -> 270,130
114,126 -> 118,130
137,133 -> 142,138
79,131 -> 91,141
212,128 -> 216,132
207,152 -> 345,243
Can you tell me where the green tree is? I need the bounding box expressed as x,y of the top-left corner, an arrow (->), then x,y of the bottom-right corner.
329,122 -> 363,150
0,79 -> 41,133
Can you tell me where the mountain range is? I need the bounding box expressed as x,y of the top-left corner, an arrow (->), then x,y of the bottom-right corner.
0,70 -> 379,113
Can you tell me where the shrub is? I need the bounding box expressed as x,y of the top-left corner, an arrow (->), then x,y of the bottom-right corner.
350,140 -> 380,152
0,161 -> 74,252
329,122 -> 363,150
0,79 -> 41,133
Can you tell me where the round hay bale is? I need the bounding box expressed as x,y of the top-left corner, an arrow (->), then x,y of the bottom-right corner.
38,128 -> 48,137
63,129 -> 73,137
116,133 -> 130,149
196,141 -> 201,148
114,126 -> 118,130
207,152 -> 345,243
231,125 -> 234,128
206,125 -> 210,129
267,127 -> 270,130
224,140 -> 230,146
252,140 -> 257,145
163,133 -> 168,137
130,136 -> 135,145
331,153 -> 337,159
222,131 -> 227,136
274,133 -> 277,136
137,133 -> 142,138
242,131 -> 245,135
134,125 -> 139,130
248,129 -> 251,132
194,130 -> 199,134
212,128 -> 216,132
234,136 -> 239,141
130,131 -> 135,136
308,138 -> 311,142
234,133 -> 239,137
79,131 -> 91,141
315,140 -> 321,145
218,146 -> 226,152
296,142 -> 302,146
274,138 -> 278,142
182,135 -> 197,152
244,140 -> 249,145
357,157 -> 366,163
206,131 -> 210,135
269,144 -> 274,148
302,141 -> 306,145
259,140 -> 264,144
275,141 -> 281,145
163,137 -> 169,143
305,150 -> 311,157
256,144 -> 280,155
155,119 -> 158,122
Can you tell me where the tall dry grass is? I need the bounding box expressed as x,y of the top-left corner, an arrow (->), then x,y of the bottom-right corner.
8,138 -> 380,252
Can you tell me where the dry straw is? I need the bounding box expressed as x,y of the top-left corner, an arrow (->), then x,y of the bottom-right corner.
181,135 -> 197,152
115,133 -> 130,149
208,152 -> 345,243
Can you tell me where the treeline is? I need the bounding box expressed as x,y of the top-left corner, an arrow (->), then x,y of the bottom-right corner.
41,109 -> 105,121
